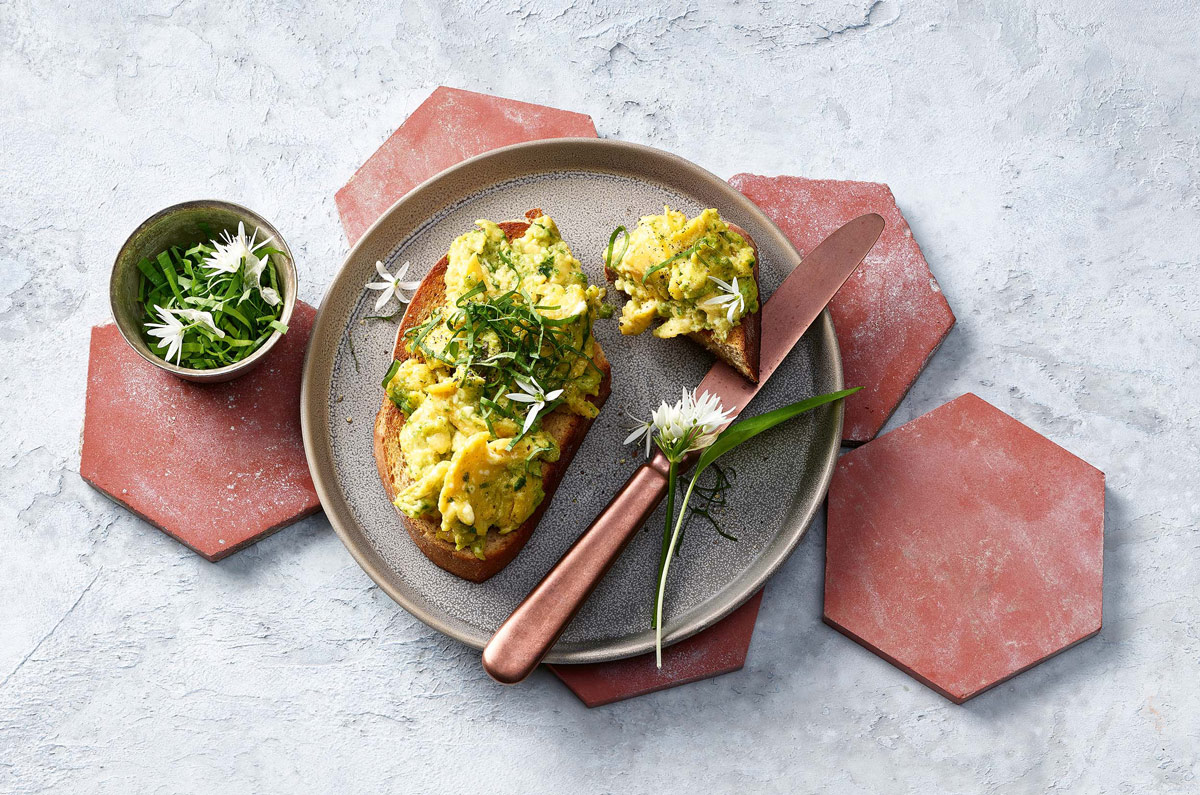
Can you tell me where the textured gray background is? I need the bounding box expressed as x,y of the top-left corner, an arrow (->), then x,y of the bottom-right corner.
2,0 -> 1197,792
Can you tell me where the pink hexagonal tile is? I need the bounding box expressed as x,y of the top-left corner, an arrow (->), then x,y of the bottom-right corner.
824,393 -> 1104,703
80,301 -> 321,561
729,174 -> 956,444
336,86 -> 598,245
547,590 -> 764,707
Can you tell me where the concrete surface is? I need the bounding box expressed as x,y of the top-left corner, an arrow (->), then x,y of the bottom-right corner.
1,1 -> 1197,792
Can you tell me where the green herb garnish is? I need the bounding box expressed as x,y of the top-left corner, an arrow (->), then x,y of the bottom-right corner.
137,222 -> 287,369
398,281 -> 599,447
605,226 -> 628,272
380,359 -> 402,389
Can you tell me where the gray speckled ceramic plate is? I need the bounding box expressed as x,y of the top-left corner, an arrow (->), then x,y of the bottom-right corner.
301,139 -> 843,664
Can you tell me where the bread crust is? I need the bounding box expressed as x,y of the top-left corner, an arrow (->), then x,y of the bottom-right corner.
605,221 -> 761,382
373,211 -> 611,582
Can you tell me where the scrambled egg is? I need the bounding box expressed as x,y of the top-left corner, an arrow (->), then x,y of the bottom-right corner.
383,216 -> 606,560
611,207 -> 758,340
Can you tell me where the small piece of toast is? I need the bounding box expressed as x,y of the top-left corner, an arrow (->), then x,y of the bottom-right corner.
605,222 -> 761,382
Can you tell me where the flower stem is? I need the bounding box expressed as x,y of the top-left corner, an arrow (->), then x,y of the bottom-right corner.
656,473 -> 699,668
652,457 -> 678,629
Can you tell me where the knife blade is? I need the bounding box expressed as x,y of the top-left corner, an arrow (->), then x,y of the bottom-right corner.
482,213 -> 885,684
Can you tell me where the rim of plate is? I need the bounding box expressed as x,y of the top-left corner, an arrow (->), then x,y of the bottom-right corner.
300,137 -> 844,664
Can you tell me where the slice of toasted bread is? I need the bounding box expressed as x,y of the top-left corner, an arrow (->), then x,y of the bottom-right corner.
374,210 -> 611,583
606,221 -> 761,382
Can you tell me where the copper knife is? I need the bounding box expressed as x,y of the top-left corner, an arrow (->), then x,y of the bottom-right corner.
482,213 -> 886,684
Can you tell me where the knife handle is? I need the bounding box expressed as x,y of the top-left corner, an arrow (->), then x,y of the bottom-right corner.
482,454 -> 672,684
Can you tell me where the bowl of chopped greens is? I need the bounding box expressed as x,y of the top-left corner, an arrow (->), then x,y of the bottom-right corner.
110,200 -> 297,383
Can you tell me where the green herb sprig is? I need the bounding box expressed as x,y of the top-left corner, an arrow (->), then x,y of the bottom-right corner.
629,386 -> 861,667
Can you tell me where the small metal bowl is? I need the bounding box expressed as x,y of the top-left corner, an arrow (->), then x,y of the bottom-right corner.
110,200 -> 297,383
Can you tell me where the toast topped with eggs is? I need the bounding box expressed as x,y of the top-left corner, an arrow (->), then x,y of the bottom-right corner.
604,208 -> 761,382
374,210 -> 611,582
